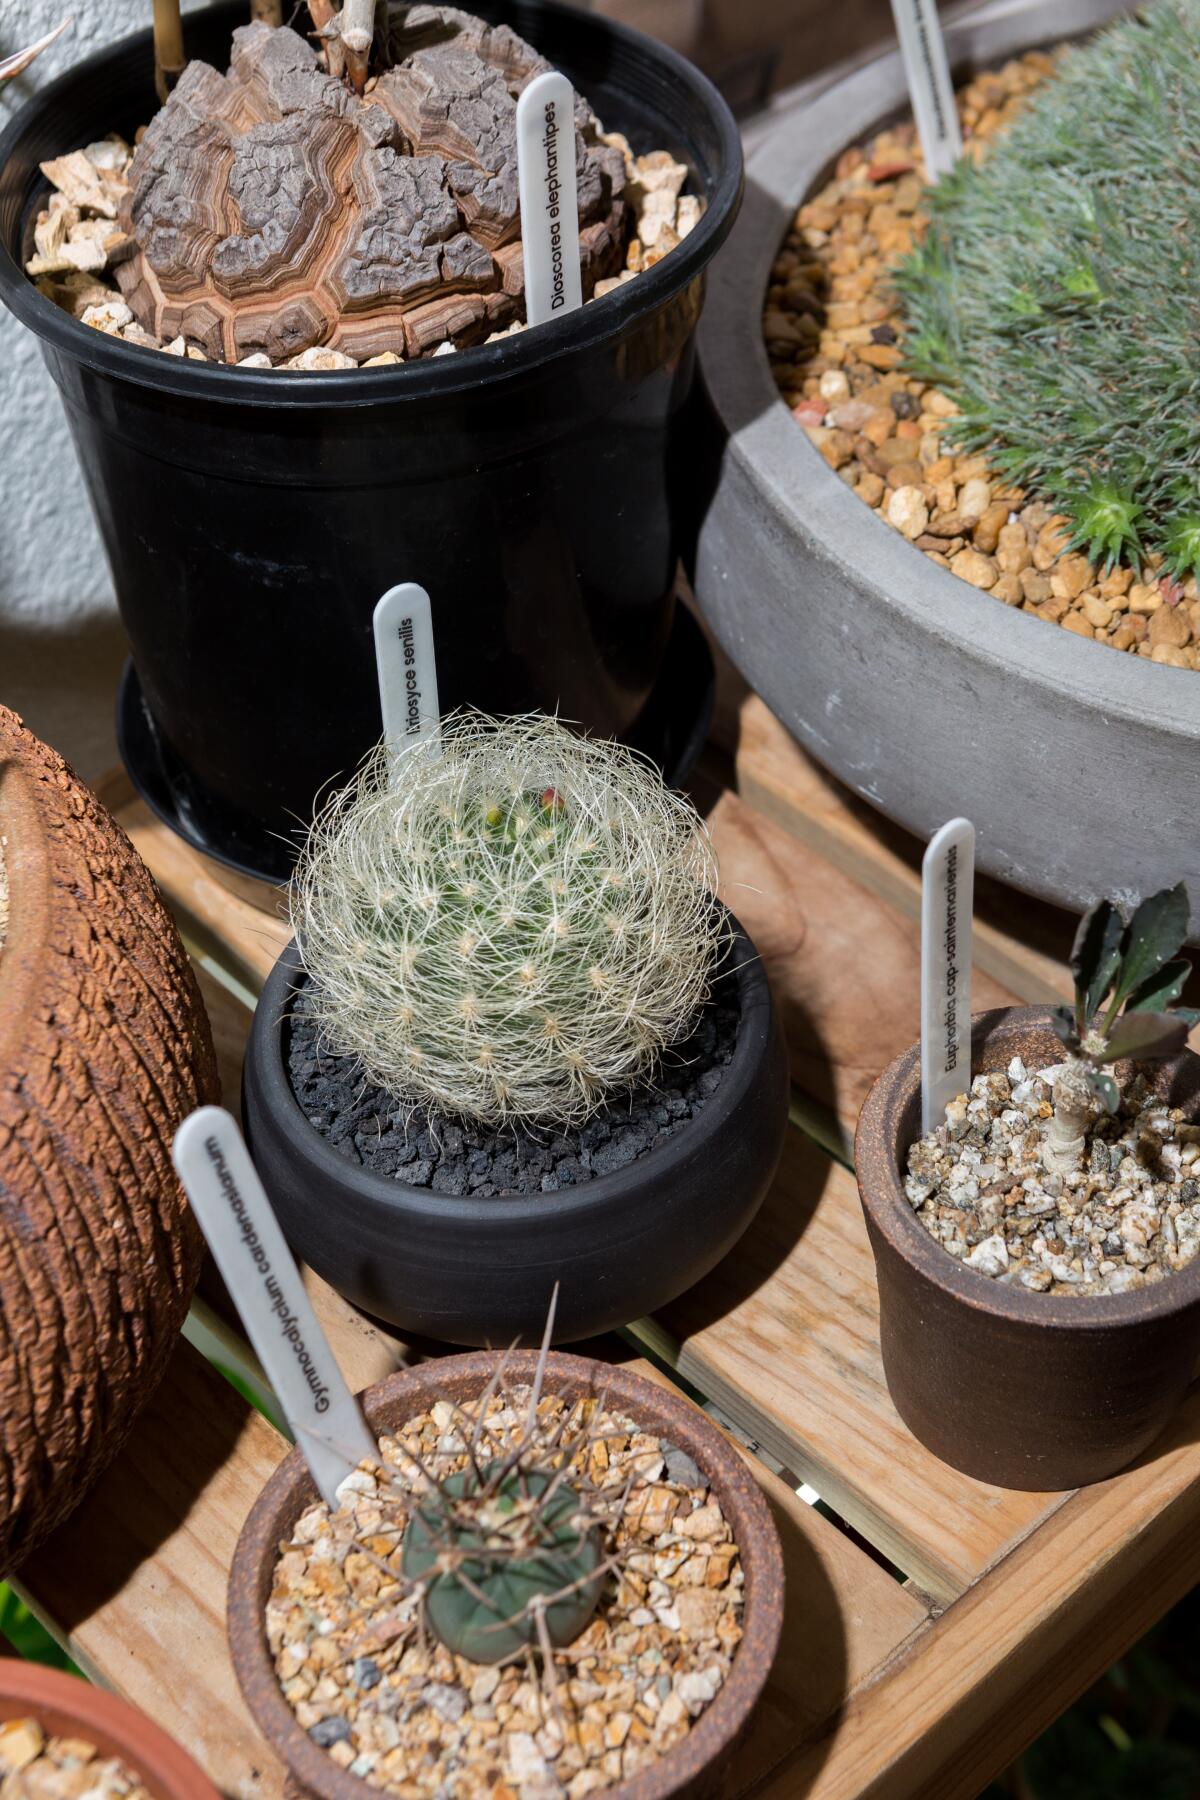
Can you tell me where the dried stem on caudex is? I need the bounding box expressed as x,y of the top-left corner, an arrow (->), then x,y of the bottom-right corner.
310,0 -> 381,91
1046,884 -> 1199,1174
151,0 -> 186,102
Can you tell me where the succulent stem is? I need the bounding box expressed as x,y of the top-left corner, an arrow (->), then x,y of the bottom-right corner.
1045,1058 -> 1096,1175
151,0 -> 185,102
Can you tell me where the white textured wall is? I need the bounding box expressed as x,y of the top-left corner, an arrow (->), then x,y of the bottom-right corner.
0,0 -> 210,629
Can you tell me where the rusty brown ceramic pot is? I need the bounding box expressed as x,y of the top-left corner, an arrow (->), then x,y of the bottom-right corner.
856,1006 -> 1200,1491
0,1659 -> 223,1797
0,705 -> 217,1571
229,1352 -> 784,1800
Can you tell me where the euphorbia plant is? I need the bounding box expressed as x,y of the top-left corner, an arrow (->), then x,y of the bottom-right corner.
1047,884 -> 1198,1172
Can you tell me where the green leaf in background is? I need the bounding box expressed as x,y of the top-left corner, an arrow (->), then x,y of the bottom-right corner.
1070,899 -> 1125,1028
1101,1012 -> 1191,1066
1110,886 -> 1191,1018
1124,959 -> 1193,1016
0,1587 -> 77,1672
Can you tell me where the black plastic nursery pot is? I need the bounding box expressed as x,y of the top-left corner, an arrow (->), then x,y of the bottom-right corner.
0,0 -> 743,884
241,910 -> 788,1345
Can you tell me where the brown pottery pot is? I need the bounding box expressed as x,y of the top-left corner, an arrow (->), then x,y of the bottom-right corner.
0,1659 -> 222,1797
855,1006 -> 1200,1491
0,705 -> 217,1571
229,1352 -> 784,1800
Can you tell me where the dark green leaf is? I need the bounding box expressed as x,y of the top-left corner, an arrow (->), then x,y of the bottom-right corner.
1070,899 -> 1124,1026
1088,1070 -> 1121,1114
1112,885 -> 1192,1015
1124,958 -> 1193,1014
1051,1006 -> 1081,1049
1103,1012 -> 1190,1065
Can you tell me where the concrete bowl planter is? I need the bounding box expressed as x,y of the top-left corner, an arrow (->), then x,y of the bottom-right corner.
229,1350 -> 785,1800
242,909 -> 788,1346
691,0 -> 1200,923
855,1006 -> 1200,1491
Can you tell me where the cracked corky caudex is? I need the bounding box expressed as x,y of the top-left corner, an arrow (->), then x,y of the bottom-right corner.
895,0 -> 1200,580
292,712 -> 724,1129
114,5 -> 631,362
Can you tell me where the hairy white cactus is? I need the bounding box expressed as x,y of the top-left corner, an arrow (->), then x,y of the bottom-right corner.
292,713 -> 724,1127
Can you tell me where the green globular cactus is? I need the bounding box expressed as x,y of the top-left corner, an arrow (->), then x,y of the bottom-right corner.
893,0 -> 1200,579
292,711 -> 724,1127
401,1465 -> 603,1664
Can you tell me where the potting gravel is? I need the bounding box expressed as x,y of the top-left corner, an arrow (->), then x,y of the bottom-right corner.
268,1388 -> 742,1798
0,1719 -> 151,1797
907,1060 -> 1200,1296
765,49 -> 1200,669
286,977 -> 739,1196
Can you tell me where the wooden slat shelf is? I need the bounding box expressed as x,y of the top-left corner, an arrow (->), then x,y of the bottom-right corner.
21,693 -> 1198,1799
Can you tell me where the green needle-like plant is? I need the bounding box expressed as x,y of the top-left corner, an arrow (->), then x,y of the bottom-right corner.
293,711 -> 724,1128
1046,884 -> 1199,1172
893,0 -> 1200,579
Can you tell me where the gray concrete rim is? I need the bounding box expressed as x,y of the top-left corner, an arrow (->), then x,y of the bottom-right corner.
693,0 -> 1200,922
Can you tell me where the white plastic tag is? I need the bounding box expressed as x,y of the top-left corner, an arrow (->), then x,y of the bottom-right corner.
373,583 -> 441,756
172,1106 -> 376,1507
516,69 -> 583,327
888,0 -> 963,182
921,818 -> 975,1134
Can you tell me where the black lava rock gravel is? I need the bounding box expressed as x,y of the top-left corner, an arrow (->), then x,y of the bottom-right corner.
286,978 -> 740,1198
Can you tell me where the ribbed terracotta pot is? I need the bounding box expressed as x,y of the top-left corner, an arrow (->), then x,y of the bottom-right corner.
0,1659 -> 222,1798
0,705 -> 217,1572
855,1006 -> 1200,1491
229,1351 -> 784,1800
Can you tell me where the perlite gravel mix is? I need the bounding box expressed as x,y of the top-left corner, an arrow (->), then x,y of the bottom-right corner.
906,1061 -> 1200,1297
0,1720 -> 151,1798
267,1387 -> 743,1798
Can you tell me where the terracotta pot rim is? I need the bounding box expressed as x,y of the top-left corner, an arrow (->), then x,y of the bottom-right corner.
0,1660 -> 222,1799
228,1351 -> 784,1800
855,1004 -> 1200,1331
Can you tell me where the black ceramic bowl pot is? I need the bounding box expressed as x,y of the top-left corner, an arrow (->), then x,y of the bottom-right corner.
856,1006 -> 1200,1491
242,911 -> 788,1345
0,0 -> 742,883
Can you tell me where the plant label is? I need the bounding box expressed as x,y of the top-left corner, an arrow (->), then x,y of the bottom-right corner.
374,583 -> 441,758
516,70 -> 583,327
888,0 -> 963,181
921,817 -> 975,1134
173,1106 -> 376,1507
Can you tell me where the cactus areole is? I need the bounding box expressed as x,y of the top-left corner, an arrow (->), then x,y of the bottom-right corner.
401,1466 -> 603,1662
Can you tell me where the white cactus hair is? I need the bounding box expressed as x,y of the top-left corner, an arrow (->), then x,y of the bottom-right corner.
292,711 -> 725,1128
